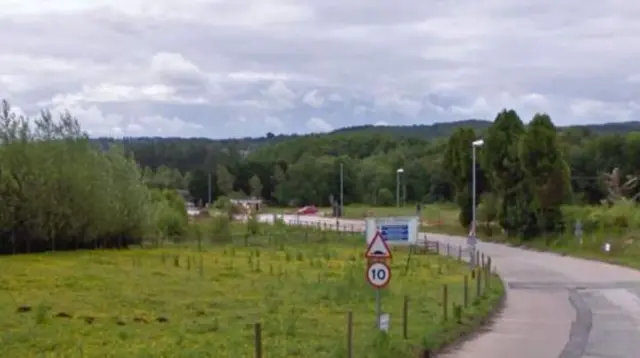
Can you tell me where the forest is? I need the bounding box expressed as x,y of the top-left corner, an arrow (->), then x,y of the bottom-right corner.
121,112 -> 640,210
119,110 -> 640,240
2,96 -> 640,254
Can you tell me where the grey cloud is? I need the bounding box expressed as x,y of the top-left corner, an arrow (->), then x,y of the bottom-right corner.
1,0 -> 640,137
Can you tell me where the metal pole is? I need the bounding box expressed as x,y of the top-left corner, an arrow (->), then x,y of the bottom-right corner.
396,171 -> 400,208
340,163 -> 344,216
207,172 -> 212,205
375,288 -> 381,328
403,182 -> 407,207
471,146 -> 477,268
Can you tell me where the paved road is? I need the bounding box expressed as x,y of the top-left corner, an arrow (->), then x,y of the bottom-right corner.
259,214 -> 640,358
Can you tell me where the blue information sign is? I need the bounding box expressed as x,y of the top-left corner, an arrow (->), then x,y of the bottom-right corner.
379,224 -> 409,241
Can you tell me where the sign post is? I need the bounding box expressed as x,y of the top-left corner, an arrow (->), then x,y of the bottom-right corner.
365,231 -> 392,330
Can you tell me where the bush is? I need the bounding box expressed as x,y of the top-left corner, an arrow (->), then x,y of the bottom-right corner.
246,212 -> 260,236
0,102 -> 161,254
208,215 -> 232,243
477,192 -> 498,236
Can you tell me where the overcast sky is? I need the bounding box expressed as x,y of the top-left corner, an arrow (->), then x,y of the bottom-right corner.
1,0 -> 639,138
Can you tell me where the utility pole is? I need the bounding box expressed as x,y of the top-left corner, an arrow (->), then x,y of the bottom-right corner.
396,168 -> 404,208
470,139 -> 484,268
207,172 -> 212,206
340,163 -> 344,217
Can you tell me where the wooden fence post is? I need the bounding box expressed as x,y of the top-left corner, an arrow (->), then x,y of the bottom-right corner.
347,312 -> 353,358
403,296 -> 409,339
254,323 -> 262,358
442,284 -> 449,321
463,275 -> 469,308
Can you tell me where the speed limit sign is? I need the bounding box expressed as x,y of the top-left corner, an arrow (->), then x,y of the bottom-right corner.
366,261 -> 391,288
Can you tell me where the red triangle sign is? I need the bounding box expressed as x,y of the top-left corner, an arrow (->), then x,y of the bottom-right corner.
365,231 -> 392,259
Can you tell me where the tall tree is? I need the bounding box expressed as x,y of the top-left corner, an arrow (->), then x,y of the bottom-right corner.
519,113 -> 571,237
216,164 -> 234,195
272,165 -> 288,205
481,109 -> 526,236
249,174 -> 263,198
443,127 -> 478,227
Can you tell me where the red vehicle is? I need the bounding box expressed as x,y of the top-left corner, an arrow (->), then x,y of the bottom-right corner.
296,205 -> 318,215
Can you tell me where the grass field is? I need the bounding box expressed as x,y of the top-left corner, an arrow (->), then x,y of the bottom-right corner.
0,224 -> 502,358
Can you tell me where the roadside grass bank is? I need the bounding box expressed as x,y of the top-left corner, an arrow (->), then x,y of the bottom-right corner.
273,203 -> 640,272
0,221 -> 503,358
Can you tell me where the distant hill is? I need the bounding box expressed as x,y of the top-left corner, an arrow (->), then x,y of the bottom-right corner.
330,119 -> 492,139
94,120 -> 640,152
331,120 -> 640,139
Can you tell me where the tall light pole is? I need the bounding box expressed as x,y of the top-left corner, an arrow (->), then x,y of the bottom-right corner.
470,139 -> 484,267
207,172 -> 212,207
340,162 -> 344,217
396,168 -> 404,208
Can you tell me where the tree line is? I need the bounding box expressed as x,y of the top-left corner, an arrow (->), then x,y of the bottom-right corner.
124,115 -> 640,215
4,95 -> 640,254
0,101 -> 189,255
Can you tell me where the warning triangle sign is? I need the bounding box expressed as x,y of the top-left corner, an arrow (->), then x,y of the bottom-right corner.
365,231 -> 392,259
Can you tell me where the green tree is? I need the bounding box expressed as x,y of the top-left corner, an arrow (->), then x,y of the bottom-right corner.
216,164 -> 234,195
519,113 -> 571,236
0,100 -> 182,254
443,127 -> 477,227
249,174 -> 263,198
481,109 -> 526,236
272,165 -> 288,205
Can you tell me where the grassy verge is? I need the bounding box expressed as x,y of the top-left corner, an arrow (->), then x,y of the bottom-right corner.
291,204 -> 640,271
0,222 -> 503,358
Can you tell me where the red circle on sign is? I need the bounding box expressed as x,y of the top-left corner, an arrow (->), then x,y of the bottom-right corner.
366,261 -> 391,289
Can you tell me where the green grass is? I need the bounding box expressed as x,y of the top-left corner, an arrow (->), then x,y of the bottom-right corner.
0,224 -> 503,358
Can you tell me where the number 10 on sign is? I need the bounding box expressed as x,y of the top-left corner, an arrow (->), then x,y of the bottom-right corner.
367,262 -> 391,288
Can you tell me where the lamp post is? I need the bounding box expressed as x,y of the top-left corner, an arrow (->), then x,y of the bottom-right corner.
340,162 -> 344,216
396,168 -> 404,208
470,139 -> 484,267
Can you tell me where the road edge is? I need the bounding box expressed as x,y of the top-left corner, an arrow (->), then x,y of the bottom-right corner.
429,273 -> 507,357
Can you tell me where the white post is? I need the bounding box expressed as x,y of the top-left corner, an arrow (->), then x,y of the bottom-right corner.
470,139 -> 484,268
396,168 -> 404,208
340,163 -> 344,215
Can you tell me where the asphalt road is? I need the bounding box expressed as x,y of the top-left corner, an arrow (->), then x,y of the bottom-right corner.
258,213 -> 640,358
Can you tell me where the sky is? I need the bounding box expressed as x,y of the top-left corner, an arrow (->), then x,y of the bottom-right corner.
1,0 -> 639,139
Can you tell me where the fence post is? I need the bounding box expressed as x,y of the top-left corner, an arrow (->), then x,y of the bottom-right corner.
403,296 -> 409,339
446,243 -> 450,256
476,269 -> 482,298
486,256 -> 492,291
458,245 -> 462,261
463,275 -> 469,308
347,312 -> 353,358
436,241 -> 440,254
442,284 -> 449,321
254,323 -> 262,358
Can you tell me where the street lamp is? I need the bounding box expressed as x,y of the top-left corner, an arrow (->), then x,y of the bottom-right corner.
396,168 -> 404,208
340,163 -> 344,216
470,139 -> 484,267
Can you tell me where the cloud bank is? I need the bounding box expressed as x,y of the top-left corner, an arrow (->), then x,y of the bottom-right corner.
1,0 -> 639,138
